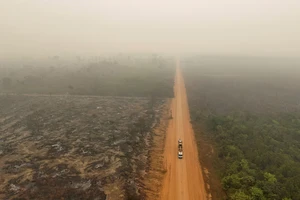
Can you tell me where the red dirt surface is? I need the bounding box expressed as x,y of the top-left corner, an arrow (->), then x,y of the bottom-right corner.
160,60 -> 208,200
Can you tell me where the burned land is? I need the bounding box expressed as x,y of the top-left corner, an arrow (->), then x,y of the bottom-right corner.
0,95 -> 167,200
182,56 -> 300,200
0,55 -> 175,200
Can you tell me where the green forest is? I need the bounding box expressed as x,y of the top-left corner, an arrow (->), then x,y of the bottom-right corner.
183,56 -> 300,200
208,112 -> 300,200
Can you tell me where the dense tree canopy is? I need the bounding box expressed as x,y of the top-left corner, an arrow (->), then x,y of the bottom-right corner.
183,56 -> 300,200
206,112 -> 300,200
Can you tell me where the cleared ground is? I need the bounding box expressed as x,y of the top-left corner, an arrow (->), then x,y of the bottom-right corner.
0,95 -> 167,199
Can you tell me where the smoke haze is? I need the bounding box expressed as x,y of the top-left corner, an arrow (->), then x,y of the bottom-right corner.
1,0 -> 300,57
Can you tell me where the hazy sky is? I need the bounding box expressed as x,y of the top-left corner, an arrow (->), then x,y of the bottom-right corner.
1,0 -> 300,57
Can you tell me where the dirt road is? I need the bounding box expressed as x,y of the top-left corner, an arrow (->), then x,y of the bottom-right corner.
161,60 -> 207,200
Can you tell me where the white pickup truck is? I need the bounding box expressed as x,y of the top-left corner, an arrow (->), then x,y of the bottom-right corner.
178,151 -> 183,159
178,139 -> 183,159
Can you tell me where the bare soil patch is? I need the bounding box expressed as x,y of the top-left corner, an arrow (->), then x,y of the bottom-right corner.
142,100 -> 171,200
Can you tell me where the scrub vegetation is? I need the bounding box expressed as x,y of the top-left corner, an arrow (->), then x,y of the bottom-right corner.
0,55 -> 174,98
